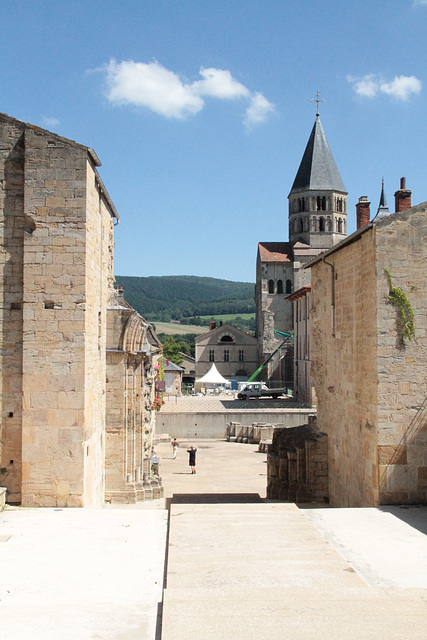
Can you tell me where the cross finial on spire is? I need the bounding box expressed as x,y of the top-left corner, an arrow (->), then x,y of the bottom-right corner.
310,90 -> 326,116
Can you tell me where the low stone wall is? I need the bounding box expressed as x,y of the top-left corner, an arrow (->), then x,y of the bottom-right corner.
267,418 -> 329,503
157,410 -> 315,439
226,422 -> 280,452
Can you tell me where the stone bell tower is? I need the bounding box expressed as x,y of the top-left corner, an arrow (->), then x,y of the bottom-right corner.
288,111 -> 347,250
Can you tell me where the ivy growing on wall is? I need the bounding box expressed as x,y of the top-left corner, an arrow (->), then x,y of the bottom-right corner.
384,269 -> 415,345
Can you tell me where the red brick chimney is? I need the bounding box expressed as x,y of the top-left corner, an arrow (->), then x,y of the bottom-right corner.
394,177 -> 411,213
209,320 -> 216,331
356,196 -> 371,229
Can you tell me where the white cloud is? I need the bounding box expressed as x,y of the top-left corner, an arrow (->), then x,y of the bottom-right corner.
101,59 -> 273,128
347,73 -> 422,101
347,74 -> 379,98
413,0 -> 427,6
105,59 -> 203,118
244,92 -> 276,130
194,67 -> 250,100
380,75 -> 422,100
42,116 -> 60,128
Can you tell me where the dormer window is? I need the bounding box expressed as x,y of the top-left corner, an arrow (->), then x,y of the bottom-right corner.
220,335 -> 233,342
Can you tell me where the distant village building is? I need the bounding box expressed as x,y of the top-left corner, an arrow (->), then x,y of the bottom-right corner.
195,322 -> 258,388
0,113 -> 161,507
309,180 -> 427,507
179,352 -> 196,389
255,115 -> 347,385
163,357 -> 184,396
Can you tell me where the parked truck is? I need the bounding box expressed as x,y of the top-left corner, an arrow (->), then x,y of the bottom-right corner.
236,382 -> 286,400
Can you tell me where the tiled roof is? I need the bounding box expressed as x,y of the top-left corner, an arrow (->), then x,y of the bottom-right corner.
162,357 -> 184,371
287,284 -> 311,301
258,242 -> 293,262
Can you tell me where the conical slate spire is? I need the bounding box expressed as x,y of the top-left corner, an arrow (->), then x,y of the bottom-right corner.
290,116 -> 346,193
373,178 -> 390,220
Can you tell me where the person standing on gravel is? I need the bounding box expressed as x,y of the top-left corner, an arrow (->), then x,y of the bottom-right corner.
187,445 -> 197,474
171,437 -> 179,459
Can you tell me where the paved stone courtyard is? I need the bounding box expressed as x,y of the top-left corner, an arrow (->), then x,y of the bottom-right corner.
1,439 -> 426,639
161,392 -> 306,413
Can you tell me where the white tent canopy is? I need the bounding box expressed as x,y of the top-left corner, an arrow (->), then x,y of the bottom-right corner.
196,363 -> 229,385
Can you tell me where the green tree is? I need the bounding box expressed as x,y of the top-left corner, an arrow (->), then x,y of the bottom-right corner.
162,336 -> 186,365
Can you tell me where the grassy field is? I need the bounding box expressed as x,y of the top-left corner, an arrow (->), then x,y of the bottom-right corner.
152,322 -> 207,336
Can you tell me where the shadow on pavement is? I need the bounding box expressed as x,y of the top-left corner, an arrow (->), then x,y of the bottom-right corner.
219,398 -> 306,409
380,505 -> 427,536
170,492 -> 264,504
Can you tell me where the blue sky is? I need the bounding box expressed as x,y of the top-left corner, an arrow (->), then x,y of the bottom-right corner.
2,0 -> 426,282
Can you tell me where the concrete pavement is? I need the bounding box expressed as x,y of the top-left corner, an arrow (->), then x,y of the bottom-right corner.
158,439 -> 427,640
1,438 -> 426,639
0,507 -> 167,639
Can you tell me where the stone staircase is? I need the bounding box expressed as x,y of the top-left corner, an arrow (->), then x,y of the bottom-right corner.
160,502 -> 426,640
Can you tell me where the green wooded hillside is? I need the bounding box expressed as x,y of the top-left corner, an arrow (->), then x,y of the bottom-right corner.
114,275 -> 255,321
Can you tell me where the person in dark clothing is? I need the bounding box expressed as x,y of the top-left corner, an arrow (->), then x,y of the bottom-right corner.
187,445 -> 197,474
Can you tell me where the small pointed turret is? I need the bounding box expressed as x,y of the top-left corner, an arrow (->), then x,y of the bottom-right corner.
373,178 -> 390,221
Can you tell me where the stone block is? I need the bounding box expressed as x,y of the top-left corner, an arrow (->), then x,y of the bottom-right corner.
378,445 -> 407,465
417,466 -> 427,490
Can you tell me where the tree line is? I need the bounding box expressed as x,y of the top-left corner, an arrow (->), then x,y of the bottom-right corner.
114,275 -> 255,322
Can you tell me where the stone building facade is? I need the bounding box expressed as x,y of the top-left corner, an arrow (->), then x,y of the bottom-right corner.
309,188 -> 427,507
163,357 -> 184,396
105,290 -> 162,503
255,115 -> 347,385
287,285 -> 313,405
195,322 -> 258,385
0,113 -> 160,507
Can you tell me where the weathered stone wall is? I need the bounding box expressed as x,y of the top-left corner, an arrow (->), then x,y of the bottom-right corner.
18,126 -> 111,507
311,204 -> 427,507
311,230 -> 378,507
0,114 -> 118,507
0,116 -> 25,502
374,205 -> 427,504
82,163 -> 115,506
105,304 -> 162,503
267,420 -> 328,503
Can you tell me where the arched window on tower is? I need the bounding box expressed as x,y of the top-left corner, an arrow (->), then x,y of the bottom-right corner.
286,279 -> 292,294
316,196 -> 321,211
337,218 -> 343,233
337,198 -> 343,212
319,217 -> 325,232
298,218 -> 304,233
322,196 -> 326,210
268,279 -> 274,294
277,279 -> 283,294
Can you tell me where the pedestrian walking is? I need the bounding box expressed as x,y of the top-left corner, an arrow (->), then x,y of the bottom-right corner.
187,445 -> 197,474
171,437 -> 179,459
